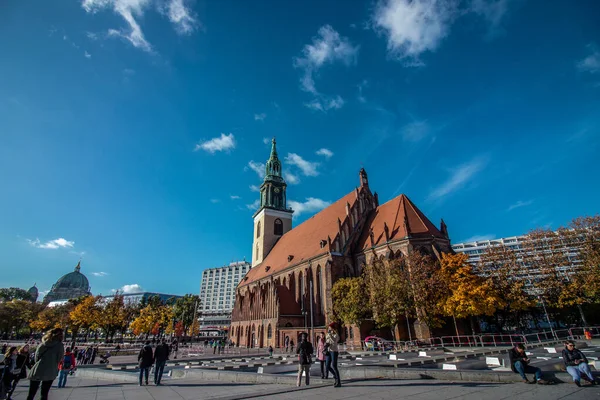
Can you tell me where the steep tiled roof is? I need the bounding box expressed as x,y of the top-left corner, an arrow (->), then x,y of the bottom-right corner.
242,189 -> 361,286
356,194 -> 444,250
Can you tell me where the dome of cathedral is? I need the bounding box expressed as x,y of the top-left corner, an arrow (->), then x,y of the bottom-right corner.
27,284 -> 38,302
43,261 -> 91,303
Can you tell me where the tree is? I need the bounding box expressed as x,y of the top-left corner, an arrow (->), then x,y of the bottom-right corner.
0,288 -> 33,302
172,294 -> 201,334
479,244 -> 535,331
99,294 -> 126,341
439,252 -> 503,336
30,304 -> 73,333
332,277 -> 371,327
569,216 -> 600,303
363,257 -> 413,340
406,251 -> 447,332
70,295 -> 101,340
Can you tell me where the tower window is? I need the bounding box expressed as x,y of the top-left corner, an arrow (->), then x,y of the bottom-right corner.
274,218 -> 283,235
256,221 -> 261,238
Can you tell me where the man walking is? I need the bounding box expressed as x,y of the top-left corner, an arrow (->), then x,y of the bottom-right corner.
153,339 -> 170,386
137,341 -> 153,386
57,347 -> 76,388
296,333 -> 313,387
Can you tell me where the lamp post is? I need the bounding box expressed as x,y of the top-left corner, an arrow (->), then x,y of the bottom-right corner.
538,295 -> 557,340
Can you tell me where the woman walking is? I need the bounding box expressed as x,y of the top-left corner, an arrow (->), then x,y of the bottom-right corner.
326,323 -> 341,388
2,346 -> 18,399
316,332 -> 327,379
3,345 -> 33,399
27,328 -> 64,400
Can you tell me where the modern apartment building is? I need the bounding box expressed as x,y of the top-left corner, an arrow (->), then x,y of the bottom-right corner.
199,260 -> 252,330
452,234 -> 582,288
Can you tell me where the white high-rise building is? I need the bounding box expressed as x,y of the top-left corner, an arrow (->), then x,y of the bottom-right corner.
199,260 -> 251,330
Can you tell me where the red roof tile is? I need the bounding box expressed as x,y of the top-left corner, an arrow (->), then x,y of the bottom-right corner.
357,194 -> 444,250
242,189 -> 361,285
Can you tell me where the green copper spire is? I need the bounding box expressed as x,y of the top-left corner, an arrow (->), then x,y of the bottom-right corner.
264,137 -> 282,179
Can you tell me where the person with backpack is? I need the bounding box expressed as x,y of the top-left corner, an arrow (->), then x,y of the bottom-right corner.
296,333 -> 313,387
153,339 -> 170,386
57,347 -> 76,388
137,341 -> 153,386
27,328 -> 64,400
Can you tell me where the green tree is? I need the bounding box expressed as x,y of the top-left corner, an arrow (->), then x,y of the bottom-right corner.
172,294 -> 201,334
332,277 -> 371,327
0,287 -> 33,302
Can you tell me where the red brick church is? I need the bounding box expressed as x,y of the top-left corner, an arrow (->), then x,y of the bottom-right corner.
230,139 -> 452,348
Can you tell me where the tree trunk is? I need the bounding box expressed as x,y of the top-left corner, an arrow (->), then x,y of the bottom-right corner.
577,304 -> 588,326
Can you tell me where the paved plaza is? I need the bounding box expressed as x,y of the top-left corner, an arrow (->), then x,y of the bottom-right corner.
9,376 -> 600,400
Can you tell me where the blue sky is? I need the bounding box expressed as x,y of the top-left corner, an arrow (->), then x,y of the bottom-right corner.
1,0 -> 599,297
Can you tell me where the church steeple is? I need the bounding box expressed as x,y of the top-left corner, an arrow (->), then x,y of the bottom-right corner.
75,261 -> 81,273
252,138 -> 294,266
256,137 -> 290,214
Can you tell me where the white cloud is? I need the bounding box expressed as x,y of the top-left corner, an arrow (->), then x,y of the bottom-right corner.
288,197 -> 331,217
194,133 -> 236,153
246,199 -> 260,211
372,0 -> 457,63
116,284 -> 143,294
578,48 -> 600,74
285,153 -> 319,177
38,290 -> 50,297
92,272 -> 109,277
315,148 -> 334,158
262,137 -> 270,144
304,95 -> 345,112
428,157 -> 487,200
357,79 -> 368,103
165,0 -> 198,35
284,172 -> 300,185
401,121 -> 430,142
294,25 -> 359,94
462,234 -> 495,243
230,195 -> 241,200
210,198 -> 220,204
246,161 -> 265,179
249,184 -> 260,192
471,0 -> 509,32
27,238 -> 75,249
84,51 -> 92,58
86,31 -> 98,40
254,113 -> 267,121
81,0 -> 198,52
507,199 -> 534,211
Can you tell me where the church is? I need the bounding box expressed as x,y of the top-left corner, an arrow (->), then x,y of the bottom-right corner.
230,139 -> 452,348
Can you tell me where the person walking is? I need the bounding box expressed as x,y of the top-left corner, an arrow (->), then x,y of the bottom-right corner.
57,347 -> 76,388
562,340 -> 597,386
326,323 -> 341,387
296,333 -> 313,387
316,332 -> 327,379
27,327 -> 64,400
137,341 -> 153,386
290,339 -> 295,354
3,345 -> 33,399
508,344 -> 547,384
90,346 -> 98,365
2,346 -> 18,399
284,336 -> 289,353
153,339 -> 170,385
172,340 -> 179,359
268,345 -> 273,358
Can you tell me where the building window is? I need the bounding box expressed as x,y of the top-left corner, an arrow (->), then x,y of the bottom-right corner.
274,218 -> 283,235
256,221 -> 261,238
255,243 -> 259,260
267,324 -> 272,339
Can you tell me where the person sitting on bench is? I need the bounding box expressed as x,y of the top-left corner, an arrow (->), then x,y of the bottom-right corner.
508,344 -> 548,384
562,340 -> 597,387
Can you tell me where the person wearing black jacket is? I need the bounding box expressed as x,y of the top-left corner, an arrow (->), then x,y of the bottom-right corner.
3,345 -> 33,400
137,341 -> 153,386
296,333 -> 314,387
562,341 -> 597,386
153,339 -> 170,385
508,344 -> 547,384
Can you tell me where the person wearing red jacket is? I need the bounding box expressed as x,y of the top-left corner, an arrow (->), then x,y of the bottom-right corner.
57,347 -> 76,388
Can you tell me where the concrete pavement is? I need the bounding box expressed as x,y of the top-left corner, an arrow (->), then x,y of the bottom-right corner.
9,376 -> 600,399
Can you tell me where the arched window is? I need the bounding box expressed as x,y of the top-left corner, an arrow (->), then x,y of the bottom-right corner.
256,221 -> 261,238
267,324 -> 272,339
349,327 -> 354,339
274,218 -> 283,235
